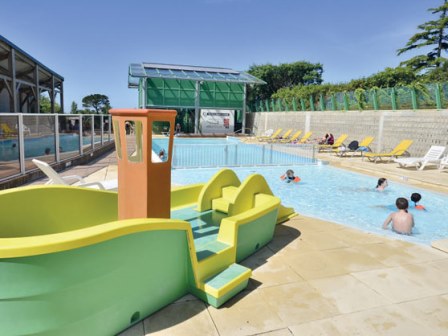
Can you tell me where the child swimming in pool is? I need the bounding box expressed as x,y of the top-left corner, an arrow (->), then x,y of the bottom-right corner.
411,193 -> 426,210
281,169 -> 300,183
376,178 -> 388,191
383,197 -> 415,235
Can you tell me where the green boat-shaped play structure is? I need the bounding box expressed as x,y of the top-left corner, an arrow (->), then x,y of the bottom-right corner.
0,109 -> 295,335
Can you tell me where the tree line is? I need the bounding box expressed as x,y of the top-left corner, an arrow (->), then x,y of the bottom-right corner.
247,0 -> 448,106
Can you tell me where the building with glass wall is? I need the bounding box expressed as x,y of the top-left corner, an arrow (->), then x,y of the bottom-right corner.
128,62 -> 265,134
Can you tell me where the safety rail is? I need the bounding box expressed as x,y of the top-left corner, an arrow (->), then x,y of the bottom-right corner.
172,142 -> 317,168
0,113 -> 112,181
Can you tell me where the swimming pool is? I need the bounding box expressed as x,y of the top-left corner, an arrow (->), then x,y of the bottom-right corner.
0,134 -> 101,161
172,165 -> 448,245
153,137 -> 316,167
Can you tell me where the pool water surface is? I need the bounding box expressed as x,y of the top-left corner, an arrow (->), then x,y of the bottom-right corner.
172,165 -> 448,245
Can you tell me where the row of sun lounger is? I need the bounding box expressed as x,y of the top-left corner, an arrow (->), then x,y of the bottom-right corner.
256,129 -> 313,144
256,128 -> 448,171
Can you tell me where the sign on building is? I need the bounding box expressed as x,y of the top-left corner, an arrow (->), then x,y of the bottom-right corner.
200,109 -> 234,134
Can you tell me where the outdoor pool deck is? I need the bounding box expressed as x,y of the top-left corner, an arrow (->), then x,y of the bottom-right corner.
28,149 -> 448,336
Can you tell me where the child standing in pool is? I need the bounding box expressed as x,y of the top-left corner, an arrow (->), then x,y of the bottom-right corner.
411,193 -> 426,210
383,197 -> 415,235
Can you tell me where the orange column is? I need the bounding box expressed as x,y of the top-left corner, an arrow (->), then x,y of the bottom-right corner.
109,109 -> 177,220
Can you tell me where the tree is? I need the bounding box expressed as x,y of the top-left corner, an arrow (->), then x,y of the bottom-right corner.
40,95 -> 61,113
82,94 -> 111,114
70,101 -> 78,114
247,61 -> 323,102
397,0 -> 448,72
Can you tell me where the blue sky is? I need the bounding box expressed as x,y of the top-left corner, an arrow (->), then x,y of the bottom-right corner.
0,0 -> 441,111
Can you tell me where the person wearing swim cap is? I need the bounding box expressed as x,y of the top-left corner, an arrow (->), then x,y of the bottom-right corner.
411,193 -> 426,210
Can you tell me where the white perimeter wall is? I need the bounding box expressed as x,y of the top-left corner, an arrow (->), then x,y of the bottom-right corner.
247,109 -> 448,157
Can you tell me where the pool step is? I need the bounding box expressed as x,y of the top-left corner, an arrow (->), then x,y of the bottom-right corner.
212,186 -> 239,213
196,241 -> 234,281
202,263 -> 251,307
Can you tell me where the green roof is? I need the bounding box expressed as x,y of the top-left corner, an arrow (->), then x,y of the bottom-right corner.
128,62 -> 265,88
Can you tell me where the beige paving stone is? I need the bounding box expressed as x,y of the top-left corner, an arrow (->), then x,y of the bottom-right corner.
427,258 -> 448,272
173,293 -> 199,304
352,240 -> 448,267
255,329 -> 293,336
282,249 -> 355,280
259,282 -> 339,325
242,252 -> 305,288
308,274 -> 391,314
289,305 -> 434,336
396,295 -> 448,335
432,238 -> 448,253
352,263 -> 446,303
143,300 -> 218,336
207,289 -> 286,336
294,230 -> 350,251
268,235 -> 316,255
287,216 -> 346,234
329,228 -> 389,246
83,166 -> 108,183
119,322 -> 144,336
321,247 -> 388,273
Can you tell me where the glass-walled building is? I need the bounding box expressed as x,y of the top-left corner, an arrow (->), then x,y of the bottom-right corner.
128,63 -> 265,134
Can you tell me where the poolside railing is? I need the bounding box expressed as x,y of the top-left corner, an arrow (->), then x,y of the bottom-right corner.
0,113 -> 112,181
172,142 -> 317,168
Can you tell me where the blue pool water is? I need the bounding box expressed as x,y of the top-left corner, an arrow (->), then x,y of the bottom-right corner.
153,137 -> 315,167
0,134 -> 100,161
172,165 -> 448,245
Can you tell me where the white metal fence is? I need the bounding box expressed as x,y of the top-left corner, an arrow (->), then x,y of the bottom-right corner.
172,142 -> 317,168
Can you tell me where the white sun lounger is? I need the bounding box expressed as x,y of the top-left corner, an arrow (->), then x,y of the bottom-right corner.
32,159 -> 118,190
439,155 -> 448,171
394,145 -> 446,170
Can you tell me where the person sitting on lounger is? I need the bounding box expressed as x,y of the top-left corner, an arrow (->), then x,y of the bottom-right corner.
376,178 -> 388,191
410,193 -> 426,210
318,134 -> 329,145
383,197 -> 414,235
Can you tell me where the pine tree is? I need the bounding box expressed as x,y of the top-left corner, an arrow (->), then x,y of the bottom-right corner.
397,0 -> 448,72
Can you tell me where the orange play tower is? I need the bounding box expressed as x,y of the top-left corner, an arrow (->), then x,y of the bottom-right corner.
109,108 -> 177,220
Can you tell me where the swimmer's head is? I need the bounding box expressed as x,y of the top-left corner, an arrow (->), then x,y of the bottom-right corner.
396,197 -> 409,210
410,193 -> 421,204
286,169 -> 294,177
376,178 -> 387,188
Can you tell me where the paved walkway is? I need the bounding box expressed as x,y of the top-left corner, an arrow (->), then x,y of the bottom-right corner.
28,148 -> 448,336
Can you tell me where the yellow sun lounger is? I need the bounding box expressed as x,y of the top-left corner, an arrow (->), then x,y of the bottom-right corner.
279,130 -> 302,143
257,128 -> 282,141
335,136 -> 374,157
268,129 -> 293,142
296,131 -> 313,144
364,139 -> 413,163
318,134 -> 348,152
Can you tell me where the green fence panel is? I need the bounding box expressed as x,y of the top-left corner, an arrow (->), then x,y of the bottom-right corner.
435,83 -> 443,109
300,98 -> 306,111
343,93 -> 349,111
442,83 -> 448,108
396,86 -> 412,110
319,94 -> 325,111
292,98 -> 297,111
410,88 -> 418,110
309,96 -> 315,111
